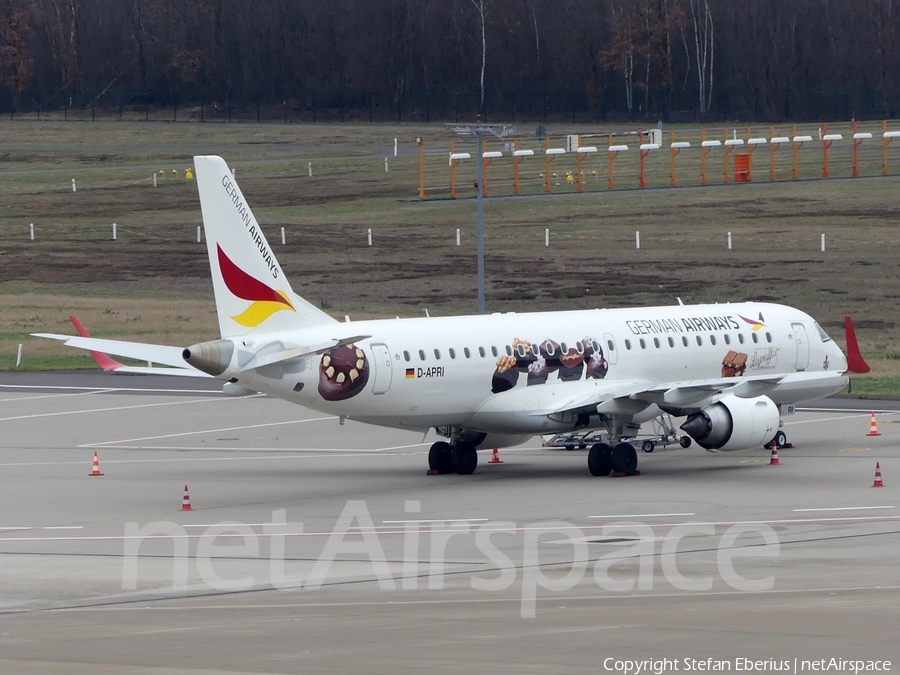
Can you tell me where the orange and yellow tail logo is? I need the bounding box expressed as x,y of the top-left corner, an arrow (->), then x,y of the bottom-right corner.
218,245 -> 295,327
737,314 -> 766,332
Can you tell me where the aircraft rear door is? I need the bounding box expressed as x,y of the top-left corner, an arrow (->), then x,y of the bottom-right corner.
371,343 -> 393,394
792,323 -> 809,371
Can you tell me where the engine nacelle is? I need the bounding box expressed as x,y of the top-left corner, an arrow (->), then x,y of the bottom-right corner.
680,394 -> 778,452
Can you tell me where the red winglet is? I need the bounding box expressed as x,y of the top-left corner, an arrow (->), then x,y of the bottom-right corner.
69,315 -> 124,372
844,316 -> 871,374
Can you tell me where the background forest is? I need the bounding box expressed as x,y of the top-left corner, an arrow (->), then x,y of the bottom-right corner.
0,0 -> 898,122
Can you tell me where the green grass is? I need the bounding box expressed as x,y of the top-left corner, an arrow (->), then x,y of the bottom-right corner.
1,119 -> 900,394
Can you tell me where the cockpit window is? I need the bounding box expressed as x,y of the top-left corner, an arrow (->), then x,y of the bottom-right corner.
815,323 -> 832,343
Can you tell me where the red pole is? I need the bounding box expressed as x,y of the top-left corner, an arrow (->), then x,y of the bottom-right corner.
822,122 -> 831,178
852,119 -> 860,177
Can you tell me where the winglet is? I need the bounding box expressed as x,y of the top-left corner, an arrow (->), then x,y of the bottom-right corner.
844,316 -> 871,374
69,315 -> 124,371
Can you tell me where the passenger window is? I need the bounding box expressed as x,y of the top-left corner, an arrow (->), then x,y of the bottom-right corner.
607,339 -> 615,352
403,350 -> 410,362
710,335 -> 717,346
668,337 -> 675,348
449,348 -> 456,359
738,333 -> 745,344
531,344 -> 540,356
576,341 -> 585,354
434,349 -> 441,360
639,338 -> 646,349
491,346 -> 498,357
560,342 -> 568,353
419,349 -> 426,361
464,347 -> 471,358
653,338 -> 660,348
724,334 -> 731,345
766,332 -> 773,343
682,336 -> 688,347
478,347 -> 486,357
696,336 -> 703,346
591,340 -> 601,353
752,333 -> 759,344
505,345 -> 512,356
624,339 -> 632,350
516,343 -> 528,357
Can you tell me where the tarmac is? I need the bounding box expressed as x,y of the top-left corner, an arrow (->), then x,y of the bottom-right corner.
0,371 -> 897,674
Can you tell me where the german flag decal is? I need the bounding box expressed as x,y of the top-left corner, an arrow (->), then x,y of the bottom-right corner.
218,245 -> 295,327
406,368 -> 415,379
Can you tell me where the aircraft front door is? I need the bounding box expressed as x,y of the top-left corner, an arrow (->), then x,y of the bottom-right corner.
371,343 -> 393,394
792,323 -> 809,371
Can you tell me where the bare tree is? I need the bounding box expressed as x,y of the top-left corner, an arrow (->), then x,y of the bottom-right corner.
688,0 -> 713,113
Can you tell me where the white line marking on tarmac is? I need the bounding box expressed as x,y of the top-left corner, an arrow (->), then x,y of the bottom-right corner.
0,443 -> 430,467
0,389 -> 110,403
0,384 -> 224,394
793,506 -> 895,512
79,416 -> 337,447
797,407 -> 900,414
784,412 -> 879,426
589,513 -> 695,519
0,396 -> 224,423
3,515 -> 899,543
382,519 -> 490,524
0,526 -> 83,531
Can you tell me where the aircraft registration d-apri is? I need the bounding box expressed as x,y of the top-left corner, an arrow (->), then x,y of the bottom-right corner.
35,156 -> 871,477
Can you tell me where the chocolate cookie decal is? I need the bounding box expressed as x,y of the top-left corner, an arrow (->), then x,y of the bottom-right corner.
721,350 -> 747,377
318,344 -> 370,401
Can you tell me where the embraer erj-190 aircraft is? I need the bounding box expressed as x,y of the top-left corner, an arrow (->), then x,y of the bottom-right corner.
36,155 -> 871,477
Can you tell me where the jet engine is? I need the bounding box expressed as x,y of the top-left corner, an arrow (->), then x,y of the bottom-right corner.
680,394 -> 778,452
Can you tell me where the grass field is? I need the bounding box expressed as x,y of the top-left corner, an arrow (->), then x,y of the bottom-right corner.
1,119 -> 898,394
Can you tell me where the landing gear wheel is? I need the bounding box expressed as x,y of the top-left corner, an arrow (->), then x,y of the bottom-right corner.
611,443 -> 638,476
428,441 -> 453,474
772,430 -> 787,448
451,443 -> 478,475
680,436 -> 692,448
642,440 -> 655,453
588,443 -> 612,476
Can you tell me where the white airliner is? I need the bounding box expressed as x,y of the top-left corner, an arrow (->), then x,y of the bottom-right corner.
35,155 -> 871,477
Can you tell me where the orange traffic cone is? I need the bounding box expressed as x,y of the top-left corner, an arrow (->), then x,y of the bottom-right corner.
181,485 -> 192,511
769,447 -> 781,465
89,451 -> 103,476
490,448 -> 502,464
873,462 -> 885,488
868,412 -> 881,437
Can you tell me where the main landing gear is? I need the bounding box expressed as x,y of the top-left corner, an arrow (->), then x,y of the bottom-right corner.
764,429 -> 788,450
588,442 -> 639,477
428,441 -> 478,475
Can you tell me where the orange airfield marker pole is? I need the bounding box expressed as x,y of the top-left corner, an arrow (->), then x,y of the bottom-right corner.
852,119 -> 862,177
770,126 -> 778,181
513,138 -> 522,195
822,122 -> 833,178
723,126 -> 732,183
417,136 -> 425,199
701,129 -> 709,185
545,137 -> 552,193
669,130 -> 678,186
746,126 -> 755,181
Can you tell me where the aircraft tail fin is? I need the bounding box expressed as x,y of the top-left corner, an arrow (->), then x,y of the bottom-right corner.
193,155 -> 337,338
844,315 -> 871,374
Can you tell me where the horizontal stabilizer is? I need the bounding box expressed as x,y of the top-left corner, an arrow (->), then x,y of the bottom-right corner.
32,333 -> 193,370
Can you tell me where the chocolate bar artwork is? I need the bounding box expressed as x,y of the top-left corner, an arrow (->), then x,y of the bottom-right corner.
492,336 -> 608,393
318,344 -> 370,400
721,350 -> 748,377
